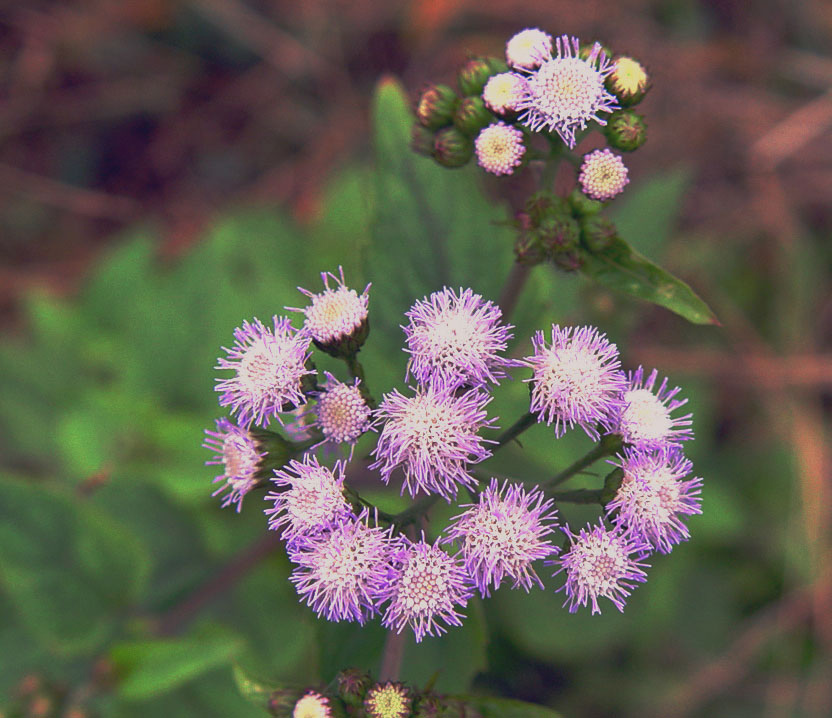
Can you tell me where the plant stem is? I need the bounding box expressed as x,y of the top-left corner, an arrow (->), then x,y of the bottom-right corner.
344,354 -> 376,408
545,433 -> 623,489
494,411 -> 536,450
550,488 -> 604,504
498,262 -> 531,321
391,494 -> 441,529
379,629 -> 406,681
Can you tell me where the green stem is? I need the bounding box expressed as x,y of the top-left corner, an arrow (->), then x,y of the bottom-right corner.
390,494 -> 441,529
493,412 -> 536,450
550,488 -> 604,505
344,354 -> 377,408
545,433 -> 623,488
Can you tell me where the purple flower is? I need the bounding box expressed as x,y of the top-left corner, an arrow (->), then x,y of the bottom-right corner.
288,511 -> 398,624
369,383 -> 496,501
554,522 -> 650,615
203,418 -> 264,511
524,325 -> 627,439
607,446 -> 703,553
309,372 -> 373,457
611,366 -> 694,449
516,35 -> 618,148
403,287 -> 516,388
215,316 -> 313,428
288,267 -> 369,346
264,456 -> 354,547
445,479 -> 558,597
380,535 -> 472,642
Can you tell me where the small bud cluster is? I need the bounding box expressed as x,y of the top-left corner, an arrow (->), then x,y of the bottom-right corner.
205,269 -> 702,633
266,670 -> 478,718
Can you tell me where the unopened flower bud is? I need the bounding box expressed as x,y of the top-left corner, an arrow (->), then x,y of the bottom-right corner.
579,41 -> 613,63
411,123 -> 436,157
453,96 -> 493,136
603,110 -> 647,152
524,191 -> 561,224
433,127 -> 473,168
606,56 -> 650,106
580,215 -> 619,253
552,248 -> 586,272
416,84 -> 459,130
457,56 -> 508,96
336,668 -> 372,707
539,214 -> 580,255
567,188 -> 603,218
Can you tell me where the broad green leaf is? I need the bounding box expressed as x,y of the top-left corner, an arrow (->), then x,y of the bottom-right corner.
580,236 -> 718,325
458,695 -> 564,718
111,625 -> 245,700
0,475 -> 150,656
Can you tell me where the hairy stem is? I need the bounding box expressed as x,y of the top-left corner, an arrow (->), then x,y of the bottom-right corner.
493,411 -> 536,450
545,433 -> 623,489
379,629 -> 406,681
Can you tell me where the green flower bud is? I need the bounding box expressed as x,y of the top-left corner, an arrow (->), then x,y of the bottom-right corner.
567,188 -> 603,218
416,84 -> 459,130
603,110 -> 647,152
514,230 -> 546,266
539,214 -> 581,255
364,682 -> 412,718
453,96 -> 493,136
552,248 -> 586,272
580,215 -> 619,253
457,56 -> 508,96
336,668 -> 372,708
249,427 -> 296,475
413,694 -> 480,718
524,191 -> 565,224
606,56 -> 650,107
601,466 -> 625,506
433,127 -> 473,168
411,123 -> 436,157
579,42 -> 613,62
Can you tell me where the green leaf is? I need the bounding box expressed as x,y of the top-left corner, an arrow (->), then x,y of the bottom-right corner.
0,475 -> 150,656
457,695 -> 563,718
111,625 -> 245,700
580,236 -> 719,325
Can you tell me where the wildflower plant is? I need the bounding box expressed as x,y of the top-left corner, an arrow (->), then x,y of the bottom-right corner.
195,24 -> 719,717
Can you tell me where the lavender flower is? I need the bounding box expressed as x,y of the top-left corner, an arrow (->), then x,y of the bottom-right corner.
516,35 -> 618,148
215,316 -> 312,428
403,287 -> 516,388
288,511 -> 397,624
369,383 -> 496,500
578,148 -> 629,201
380,536 -> 472,642
310,372 -> 373,457
482,72 -> 529,114
203,418 -> 264,511
288,267 -> 369,351
608,446 -> 703,553
264,456 -> 353,546
554,522 -> 650,614
445,479 -> 559,597
474,123 -> 526,176
611,366 -> 694,449
524,325 -> 627,439
505,28 -> 553,70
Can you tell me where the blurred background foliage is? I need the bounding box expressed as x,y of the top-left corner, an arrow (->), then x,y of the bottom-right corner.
1,1 -> 831,717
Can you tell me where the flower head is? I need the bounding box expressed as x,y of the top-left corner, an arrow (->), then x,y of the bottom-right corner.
608,446 -> 702,553
289,512 -> 397,624
292,691 -> 333,718
264,456 -> 353,546
578,148 -> 629,201
404,287 -> 516,387
363,682 -> 411,718
380,536 -> 472,642
516,35 -> 618,148
474,122 -> 526,176
482,72 -> 528,113
554,522 -> 649,614
506,28 -> 553,70
203,418 -> 264,510
608,56 -> 650,105
612,366 -> 694,449
369,384 -> 496,501
215,316 -> 313,428
310,372 -> 373,456
524,325 -> 627,439
289,267 -> 370,353
445,479 -> 558,597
